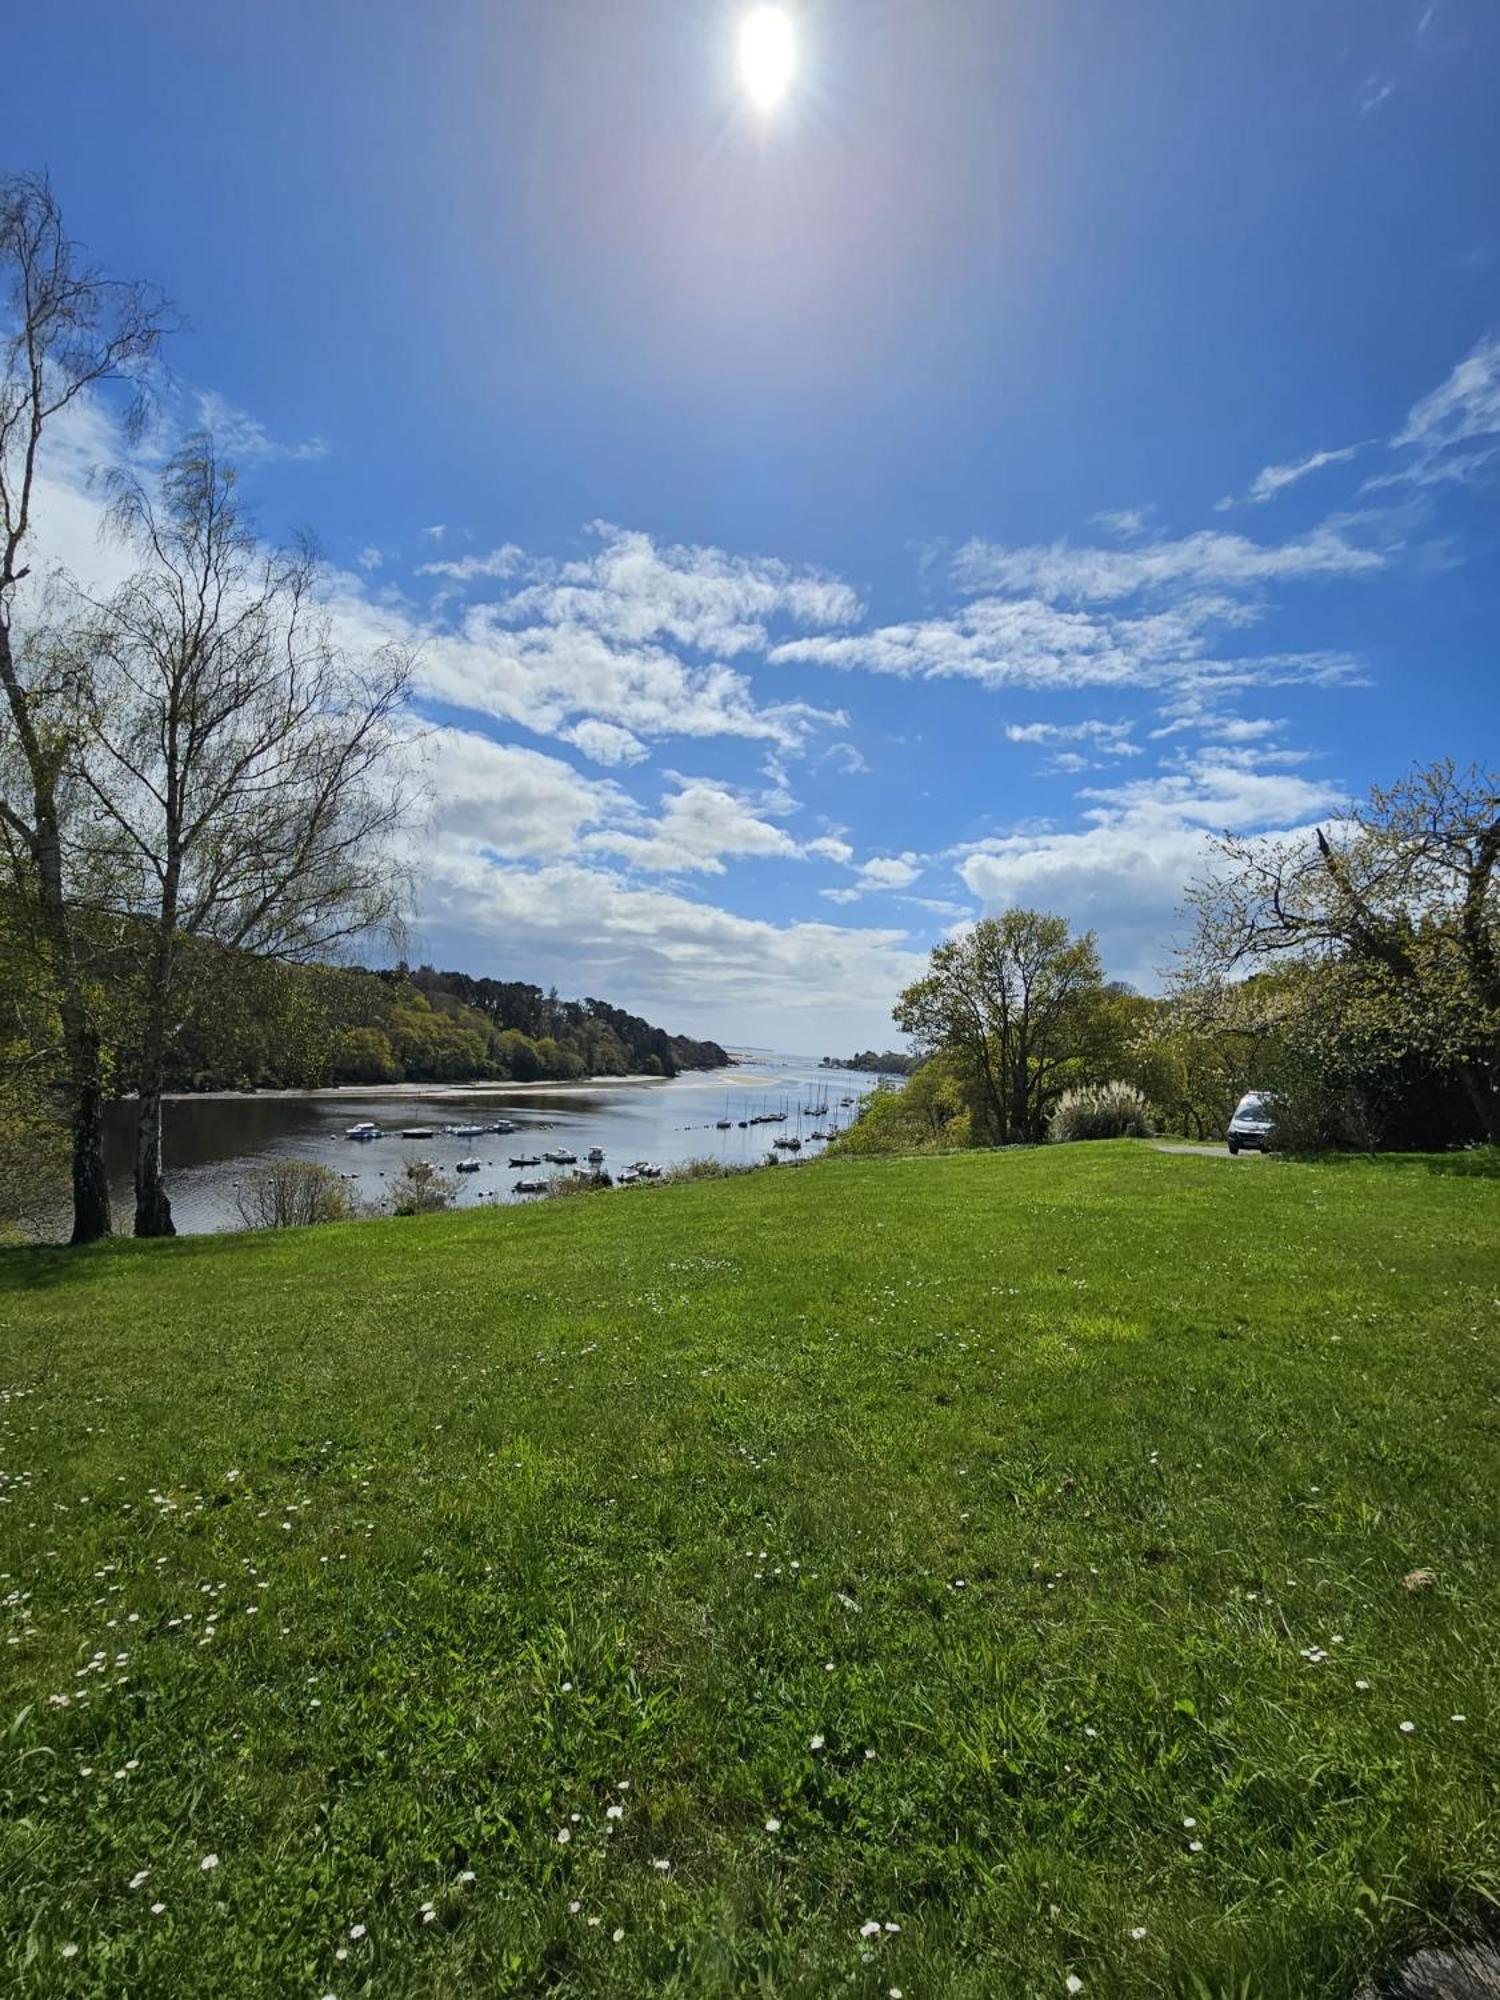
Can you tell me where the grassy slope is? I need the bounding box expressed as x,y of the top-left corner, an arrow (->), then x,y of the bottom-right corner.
0,1144 -> 1497,1999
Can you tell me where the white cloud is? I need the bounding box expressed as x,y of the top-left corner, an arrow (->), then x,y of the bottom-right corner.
561,719 -> 650,766
806,835 -> 854,864
1091,507 -> 1150,540
1360,75 -> 1396,113
404,610 -> 848,756
954,758 -> 1345,988
1245,443 -> 1364,504
423,524 -> 448,541
771,592 -> 1362,703
357,546 -> 385,573
1005,718 -> 1141,760
583,780 -> 799,876
818,849 -> 924,901
412,851 -> 926,1049
1380,330 -> 1500,491
195,391 -> 328,464
421,727 -> 627,860
497,522 -> 862,656
950,525 -> 1384,602
857,852 -> 923,889
416,544 -> 525,582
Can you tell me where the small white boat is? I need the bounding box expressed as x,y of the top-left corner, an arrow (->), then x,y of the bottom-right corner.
344,1121 -> 379,1141
509,1153 -> 542,1168
587,1147 -> 605,1164
543,1148 -> 578,1165
401,1126 -> 435,1139
456,1158 -> 481,1173
449,1124 -> 486,1139
513,1178 -> 548,1195
492,1119 -> 517,1135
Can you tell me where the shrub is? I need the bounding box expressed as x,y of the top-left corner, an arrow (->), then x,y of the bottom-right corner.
1264,1078 -> 1380,1155
657,1156 -> 751,1184
826,1056 -> 970,1157
389,1158 -> 459,1216
1048,1081 -> 1156,1143
543,1170 -> 614,1199
235,1160 -> 359,1230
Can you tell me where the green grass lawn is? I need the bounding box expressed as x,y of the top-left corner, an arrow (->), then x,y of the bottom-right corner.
1,1144 -> 1497,1998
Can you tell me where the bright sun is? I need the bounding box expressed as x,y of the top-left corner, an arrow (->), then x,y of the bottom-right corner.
739,6 -> 796,112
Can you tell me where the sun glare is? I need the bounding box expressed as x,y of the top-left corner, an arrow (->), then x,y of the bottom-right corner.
739,6 -> 796,113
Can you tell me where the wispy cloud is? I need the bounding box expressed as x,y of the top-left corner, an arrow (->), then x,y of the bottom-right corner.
1373,330 -> 1500,491
1005,717 -> 1142,761
950,524 -> 1384,601
1091,506 -> 1150,540
1360,75 -> 1396,113
195,391 -> 328,463
416,544 -> 525,582
1244,443 -> 1366,504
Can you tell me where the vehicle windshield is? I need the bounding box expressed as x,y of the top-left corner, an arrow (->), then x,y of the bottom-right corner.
1234,1093 -> 1271,1118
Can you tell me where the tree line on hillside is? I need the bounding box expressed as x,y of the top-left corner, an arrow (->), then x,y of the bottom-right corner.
836,759 -> 1499,1158
818,1050 -> 920,1076
0,176 -> 725,1246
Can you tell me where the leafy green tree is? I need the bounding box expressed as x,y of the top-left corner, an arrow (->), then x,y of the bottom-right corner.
829,1054 -> 970,1155
895,910 -> 1105,1142
329,1027 -> 402,1084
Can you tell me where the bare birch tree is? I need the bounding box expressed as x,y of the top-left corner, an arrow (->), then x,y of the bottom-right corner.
0,173 -> 168,1242
70,439 -> 415,1235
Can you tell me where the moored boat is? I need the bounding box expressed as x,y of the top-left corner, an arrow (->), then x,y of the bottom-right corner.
344,1121 -> 379,1140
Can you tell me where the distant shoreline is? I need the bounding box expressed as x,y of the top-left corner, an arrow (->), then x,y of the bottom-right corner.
156,1075 -> 680,1105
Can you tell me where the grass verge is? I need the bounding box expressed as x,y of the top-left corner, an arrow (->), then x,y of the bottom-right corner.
1,1143 -> 1496,1996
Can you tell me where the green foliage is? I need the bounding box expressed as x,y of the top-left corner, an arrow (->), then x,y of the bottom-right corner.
895,909 -> 1106,1143
0,1073 -> 66,1240
0,1147 -> 1496,1995
0,894 -> 68,1237
328,1026 -> 402,1084
828,1053 -> 972,1155
1048,1079 -> 1157,1142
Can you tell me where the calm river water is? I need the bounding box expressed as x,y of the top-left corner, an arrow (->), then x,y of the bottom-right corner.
86,1053 -> 878,1236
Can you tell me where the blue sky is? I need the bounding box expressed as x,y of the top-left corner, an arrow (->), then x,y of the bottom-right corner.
18,0 -> 1500,1049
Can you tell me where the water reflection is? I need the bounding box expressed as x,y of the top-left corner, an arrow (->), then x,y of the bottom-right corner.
80,1055 -> 876,1236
